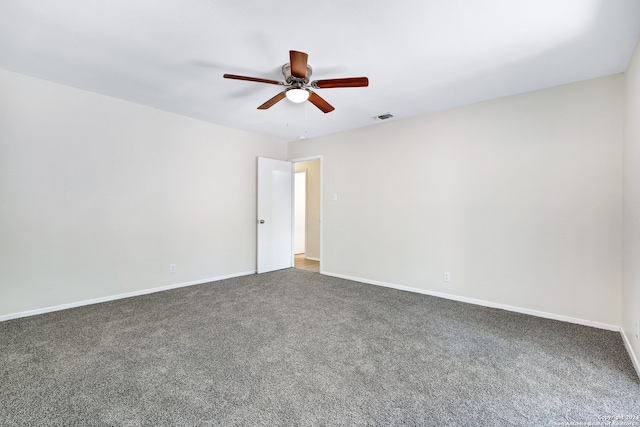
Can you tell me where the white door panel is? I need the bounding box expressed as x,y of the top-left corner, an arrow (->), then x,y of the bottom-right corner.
257,157 -> 293,273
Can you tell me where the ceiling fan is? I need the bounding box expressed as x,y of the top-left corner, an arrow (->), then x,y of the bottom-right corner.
223,50 -> 369,113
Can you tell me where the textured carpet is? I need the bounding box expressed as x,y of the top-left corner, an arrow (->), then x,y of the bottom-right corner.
1,269 -> 639,426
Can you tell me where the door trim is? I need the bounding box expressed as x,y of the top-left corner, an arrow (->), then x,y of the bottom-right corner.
289,155 -> 323,274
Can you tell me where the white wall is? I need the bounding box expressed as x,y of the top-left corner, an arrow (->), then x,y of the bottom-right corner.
289,74 -> 624,327
623,39 -> 640,367
294,160 -> 321,260
0,69 -> 286,318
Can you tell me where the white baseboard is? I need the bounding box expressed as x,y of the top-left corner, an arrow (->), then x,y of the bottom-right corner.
3,268 -> 637,379
305,256 -> 320,261
0,270 -> 256,322
322,271 -> 620,332
621,328 -> 640,380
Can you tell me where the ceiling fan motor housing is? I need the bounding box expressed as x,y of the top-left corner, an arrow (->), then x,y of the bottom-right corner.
282,63 -> 312,87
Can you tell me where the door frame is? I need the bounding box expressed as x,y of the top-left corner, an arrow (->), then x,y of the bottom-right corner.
294,170 -> 307,255
288,155 -> 323,274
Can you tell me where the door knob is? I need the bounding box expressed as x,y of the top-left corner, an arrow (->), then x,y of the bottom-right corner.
259,219 -> 265,224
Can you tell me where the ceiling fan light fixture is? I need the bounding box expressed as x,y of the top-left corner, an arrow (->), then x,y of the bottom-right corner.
286,88 -> 310,103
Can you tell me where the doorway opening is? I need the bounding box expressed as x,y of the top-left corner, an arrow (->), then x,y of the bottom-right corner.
292,158 -> 321,273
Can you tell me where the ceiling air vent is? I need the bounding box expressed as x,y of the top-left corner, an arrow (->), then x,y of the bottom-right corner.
373,113 -> 394,121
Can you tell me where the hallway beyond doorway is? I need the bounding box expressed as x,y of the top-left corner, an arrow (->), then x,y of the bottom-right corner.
294,254 -> 319,273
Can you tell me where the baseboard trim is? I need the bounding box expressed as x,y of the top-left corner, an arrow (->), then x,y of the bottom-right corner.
322,271 -> 620,332
0,270 -> 256,322
305,256 -> 320,262
621,328 -> 640,380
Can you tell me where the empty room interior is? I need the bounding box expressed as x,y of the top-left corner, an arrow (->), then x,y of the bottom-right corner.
2,1 -> 640,425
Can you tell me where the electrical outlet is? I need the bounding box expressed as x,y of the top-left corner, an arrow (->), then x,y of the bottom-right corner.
443,272 -> 450,282
170,264 -> 176,274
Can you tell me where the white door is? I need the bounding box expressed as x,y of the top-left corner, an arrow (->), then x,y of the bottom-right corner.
257,157 -> 293,273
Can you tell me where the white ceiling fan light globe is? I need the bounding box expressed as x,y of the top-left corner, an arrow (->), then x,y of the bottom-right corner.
286,88 -> 310,103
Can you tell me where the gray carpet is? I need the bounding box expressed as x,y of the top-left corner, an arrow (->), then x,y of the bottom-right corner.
1,269 -> 639,426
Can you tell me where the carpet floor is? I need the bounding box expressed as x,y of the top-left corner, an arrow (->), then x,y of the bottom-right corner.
1,269 -> 639,426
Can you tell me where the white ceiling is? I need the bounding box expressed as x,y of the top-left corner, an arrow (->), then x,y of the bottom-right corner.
1,1 -> 639,142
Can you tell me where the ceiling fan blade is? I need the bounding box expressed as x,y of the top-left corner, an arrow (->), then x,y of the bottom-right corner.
308,91 -> 335,113
258,91 -> 287,110
290,51 -> 309,78
223,74 -> 284,85
312,77 -> 369,89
